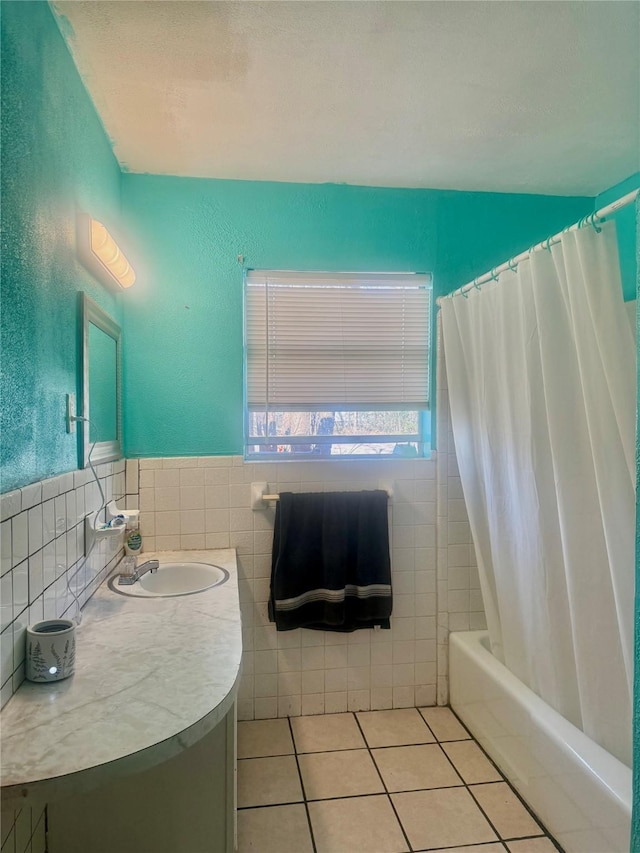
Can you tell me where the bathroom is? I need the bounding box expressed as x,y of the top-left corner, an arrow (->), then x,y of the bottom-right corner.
1,1 -> 638,851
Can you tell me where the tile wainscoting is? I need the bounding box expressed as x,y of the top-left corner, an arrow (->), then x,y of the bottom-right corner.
134,454 -> 438,719
131,441 -> 486,721
0,458 -> 139,853
0,459 -> 140,707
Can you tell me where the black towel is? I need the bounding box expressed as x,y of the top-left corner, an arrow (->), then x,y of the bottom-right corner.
269,490 -> 392,632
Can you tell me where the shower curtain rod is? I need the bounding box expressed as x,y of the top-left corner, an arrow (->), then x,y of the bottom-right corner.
438,187 -> 639,304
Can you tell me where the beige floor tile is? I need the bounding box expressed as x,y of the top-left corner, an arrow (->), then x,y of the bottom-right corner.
471,782 -> 543,840
238,755 -> 303,807
419,706 -> 471,741
299,748 -> 384,800
507,837 -> 559,852
417,846 -> 505,853
238,718 -> 294,758
442,740 -> 503,784
237,803 -> 313,853
309,795 -> 409,853
291,712 -> 365,753
392,787 -> 498,850
357,708 -> 436,747
372,743 -> 462,792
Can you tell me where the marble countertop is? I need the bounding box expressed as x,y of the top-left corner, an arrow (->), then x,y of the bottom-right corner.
0,549 -> 242,808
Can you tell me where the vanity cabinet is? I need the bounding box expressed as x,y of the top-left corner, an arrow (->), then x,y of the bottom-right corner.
1,550 -> 241,853
48,704 -> 236,853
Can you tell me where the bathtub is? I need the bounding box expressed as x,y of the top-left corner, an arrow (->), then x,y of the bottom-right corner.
449,630 -> 631,853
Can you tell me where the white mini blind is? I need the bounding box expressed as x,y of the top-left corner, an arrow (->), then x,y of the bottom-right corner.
245,270 -> 431,411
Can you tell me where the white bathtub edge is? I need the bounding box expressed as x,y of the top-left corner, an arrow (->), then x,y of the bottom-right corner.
449,630 -> 631,853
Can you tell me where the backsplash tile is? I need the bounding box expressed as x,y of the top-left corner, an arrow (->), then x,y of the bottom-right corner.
116,440 -> 485,719
135,452 -> 471,720
0,458 -> 137,709
1,491 -> 22,522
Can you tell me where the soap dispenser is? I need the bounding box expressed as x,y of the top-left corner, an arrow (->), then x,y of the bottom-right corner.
105,501 -> 143,557
125,516 -> 143,557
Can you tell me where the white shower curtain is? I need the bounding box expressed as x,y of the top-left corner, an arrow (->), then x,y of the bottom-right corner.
441,222 -> 635,767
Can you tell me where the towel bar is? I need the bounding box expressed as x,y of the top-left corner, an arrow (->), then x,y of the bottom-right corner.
251,481 -> 393,509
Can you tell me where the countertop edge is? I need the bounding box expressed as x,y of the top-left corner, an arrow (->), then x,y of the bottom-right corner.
0,549 -> 242,809
1,667 -> 241,810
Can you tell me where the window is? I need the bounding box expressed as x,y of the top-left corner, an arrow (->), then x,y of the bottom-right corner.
244,270 -> 432,458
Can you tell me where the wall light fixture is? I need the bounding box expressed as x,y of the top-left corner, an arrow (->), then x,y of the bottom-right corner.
77,214 -> 136,291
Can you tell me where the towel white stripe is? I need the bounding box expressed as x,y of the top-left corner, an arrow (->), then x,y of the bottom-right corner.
275,583 -> 392,611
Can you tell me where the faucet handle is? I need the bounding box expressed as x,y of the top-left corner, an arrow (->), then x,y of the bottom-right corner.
119,556 -> 137,577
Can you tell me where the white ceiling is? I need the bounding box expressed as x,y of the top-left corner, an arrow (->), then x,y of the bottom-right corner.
53,1 -> 639,196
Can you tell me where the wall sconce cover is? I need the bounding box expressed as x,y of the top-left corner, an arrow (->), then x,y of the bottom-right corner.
77,213 -> 136,292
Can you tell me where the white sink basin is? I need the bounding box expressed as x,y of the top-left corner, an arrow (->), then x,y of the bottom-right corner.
109,561 -> 229,598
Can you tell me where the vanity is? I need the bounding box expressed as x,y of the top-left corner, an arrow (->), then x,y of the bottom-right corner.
0,549 -> 242,853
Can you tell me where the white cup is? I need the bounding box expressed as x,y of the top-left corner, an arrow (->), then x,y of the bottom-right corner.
26,619 -> 76,682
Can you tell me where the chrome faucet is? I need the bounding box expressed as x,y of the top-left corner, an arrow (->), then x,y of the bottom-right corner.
117,558 -> 160,586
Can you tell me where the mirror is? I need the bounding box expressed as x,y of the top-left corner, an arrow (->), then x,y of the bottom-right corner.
80,293 -> 122,466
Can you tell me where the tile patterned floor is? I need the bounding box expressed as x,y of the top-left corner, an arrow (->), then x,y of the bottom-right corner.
237,707 -> 563,853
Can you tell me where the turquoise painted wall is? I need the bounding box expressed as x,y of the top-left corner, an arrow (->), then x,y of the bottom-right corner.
1,1 -> 123,492
632,191 -> 640,852
121,175 -> 591,457
0,0 -> 610,480
596,172 -> 639,302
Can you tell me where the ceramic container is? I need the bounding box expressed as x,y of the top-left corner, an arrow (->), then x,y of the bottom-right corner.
26,619 -> 76,682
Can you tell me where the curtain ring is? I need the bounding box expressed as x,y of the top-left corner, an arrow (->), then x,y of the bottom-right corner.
507,258 -> 518,273
589,212 -> 602,233
473,277 -> 481,291
490,267 -> 500,282
461,288 -> 469,299
544,234 -> 553,252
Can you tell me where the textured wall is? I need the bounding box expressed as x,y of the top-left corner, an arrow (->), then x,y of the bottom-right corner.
121,175 -> 591,458
0,0 -> 594,478
633,193 -> 640,853
1,1 -> 123,492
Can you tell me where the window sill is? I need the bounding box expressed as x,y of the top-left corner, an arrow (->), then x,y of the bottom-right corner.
246,448 -> 434,463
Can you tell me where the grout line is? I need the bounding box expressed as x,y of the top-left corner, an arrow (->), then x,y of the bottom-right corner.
394,743 -> 503,852
238,785 -> 463,810
416,843 -> 508,852
359,708 -> 548,853
287,716 -> 317,853
238,709 -> 563,853
418,722 -> 512,848
352,711 -> 415,852
446,706 -> 565,853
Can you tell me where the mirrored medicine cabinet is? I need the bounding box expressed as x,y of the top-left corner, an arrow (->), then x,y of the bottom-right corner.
80,293 -> 122,467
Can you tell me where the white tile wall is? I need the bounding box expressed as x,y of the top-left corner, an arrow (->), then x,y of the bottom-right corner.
136,454 -> 444,720
0,459 -> 138,708
435,313 -> 486,705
